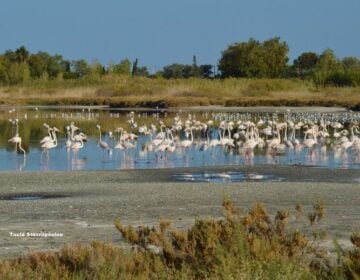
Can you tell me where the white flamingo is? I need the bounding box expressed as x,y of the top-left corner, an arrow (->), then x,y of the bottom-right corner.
8,133 -> 26,157
41,127 -> 59,152
180,127 -> 194,149
8,119 -> 26,157
96,125 -> 111,154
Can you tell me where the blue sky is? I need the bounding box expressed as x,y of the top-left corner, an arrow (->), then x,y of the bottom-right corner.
1,0 -> 359,70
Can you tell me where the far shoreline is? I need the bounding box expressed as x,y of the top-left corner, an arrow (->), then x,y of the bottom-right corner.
0,104 -> 353,113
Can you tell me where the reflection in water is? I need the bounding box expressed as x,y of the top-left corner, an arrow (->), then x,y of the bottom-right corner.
173,171 -> 284,183
1,135 -> 359,172
0,108 -> 359,171
14,156 -> 26,171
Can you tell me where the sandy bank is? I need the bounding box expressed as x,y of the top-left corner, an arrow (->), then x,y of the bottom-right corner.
0,165 -> 359,259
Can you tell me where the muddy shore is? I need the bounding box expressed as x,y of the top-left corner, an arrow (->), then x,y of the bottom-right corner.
0,165 -> 359,259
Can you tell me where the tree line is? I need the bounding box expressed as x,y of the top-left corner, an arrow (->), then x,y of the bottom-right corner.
0,38 -> 359,87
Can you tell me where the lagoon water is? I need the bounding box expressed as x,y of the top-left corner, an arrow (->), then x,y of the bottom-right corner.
1,107 -> 359,172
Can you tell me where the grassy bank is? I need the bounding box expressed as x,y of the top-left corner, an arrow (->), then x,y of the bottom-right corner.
1,200 -> 359,279
0,76 -> 360,109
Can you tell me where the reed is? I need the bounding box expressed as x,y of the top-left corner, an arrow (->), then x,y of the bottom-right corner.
1,76 -> 359,109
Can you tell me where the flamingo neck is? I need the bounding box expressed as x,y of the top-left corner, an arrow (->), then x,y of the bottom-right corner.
98,129 -> 102,142
51,130 -> 58,146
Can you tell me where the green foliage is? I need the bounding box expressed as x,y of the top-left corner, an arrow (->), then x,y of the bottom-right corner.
89,60 -> 106,77
293,52 -> 319,78
0,51 -> 32,85
131,58 -> 149,77
163,63 -> 189,79
262,37 -> 289,78
312,49 -> 342,86
199,64 -> 213,78
28,52 -> 67,79
8,63 -> 31,85
0,43 -> 359,90
109,59 -> 132,75
162,63 -> 213,79
131,58 -> 138,76
0,57 -> 9,85
15,46 -> 29,64
342,56 -> 360,71
72,59 -> 91,77
219,37 -> 289,78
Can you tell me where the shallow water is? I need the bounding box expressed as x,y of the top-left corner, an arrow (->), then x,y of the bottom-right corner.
173,171 -> 284,183
1,107 -> 360,171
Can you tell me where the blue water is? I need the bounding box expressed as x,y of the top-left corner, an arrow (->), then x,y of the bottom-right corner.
1,135 -> 359,172
1,108 -> 359,171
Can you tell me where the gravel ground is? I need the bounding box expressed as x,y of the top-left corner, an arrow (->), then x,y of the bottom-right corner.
0,165 -> 359,259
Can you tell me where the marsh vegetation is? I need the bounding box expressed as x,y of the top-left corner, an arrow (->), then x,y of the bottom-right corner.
1,76 -> 360,109
0,200 -> 359,279
1,39 -> 359,109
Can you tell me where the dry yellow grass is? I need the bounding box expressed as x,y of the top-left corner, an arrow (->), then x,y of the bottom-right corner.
0,76 -> 359,109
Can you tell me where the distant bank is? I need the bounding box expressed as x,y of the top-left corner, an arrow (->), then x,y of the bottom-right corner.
0,77 -> 359,110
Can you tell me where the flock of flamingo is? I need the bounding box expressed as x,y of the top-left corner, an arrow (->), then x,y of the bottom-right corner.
6,109 -> 360,168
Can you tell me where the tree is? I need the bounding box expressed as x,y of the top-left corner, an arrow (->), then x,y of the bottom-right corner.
7,63 -> 31,84
293,52 -> 318,78
191,55 -> 200,77
3,50 -> 17,63
135,66 -> 149,77
163,64 -> 186,79
28,52 -> 48,78
109,59 -> 132,75
90,60 -> 105,77
15,46 -> 29,64
339,57 -> 360,86
47,54 -> 66,78
262,37 -> 289,78
132,58 -> 138,76
28,52 -> 66,79
0,56 -> 9,85
342,57 -> 360,71
199,64 -> 213,78
219,39 -> 261,78
72,59 -> 91,77
312,49 -> 342,86
219,39 -> 264,78
219,37 -> 289,78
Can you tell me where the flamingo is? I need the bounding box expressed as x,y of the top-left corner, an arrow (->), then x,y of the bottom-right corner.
41,127 -> 59,156
96,125 -> 111,154
65,126 -> 72,150
8,133 -> 26,157
70,122 -> 87,142
71,138 -> 84,151
180,126 -> 194,149
40,123 -> 52,144
8,119 -> 26,157
303,129 -> 318,155
267,124 -> 281,152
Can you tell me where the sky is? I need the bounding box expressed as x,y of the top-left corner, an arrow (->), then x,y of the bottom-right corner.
1,0 -> 359,71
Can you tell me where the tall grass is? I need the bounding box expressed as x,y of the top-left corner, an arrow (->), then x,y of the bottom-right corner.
0,76 -> 359,108
1,199 -> 360,279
